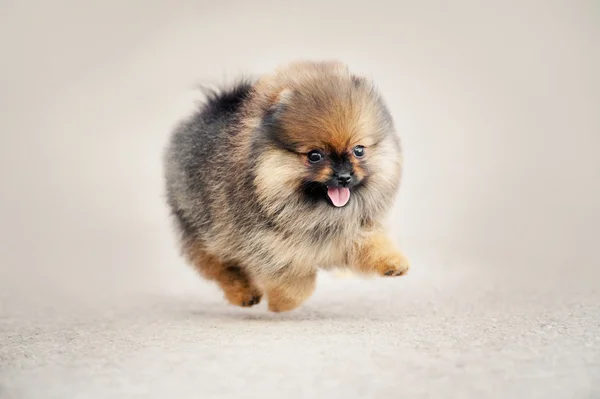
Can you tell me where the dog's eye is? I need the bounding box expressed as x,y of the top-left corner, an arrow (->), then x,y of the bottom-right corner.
307,150 -> 324,163
352,145 -> 365,158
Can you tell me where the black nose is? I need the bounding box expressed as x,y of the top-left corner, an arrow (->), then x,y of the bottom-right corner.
337,173 -> 352,187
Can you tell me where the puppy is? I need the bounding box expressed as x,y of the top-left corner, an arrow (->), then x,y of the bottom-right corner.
164,60 -> 409,312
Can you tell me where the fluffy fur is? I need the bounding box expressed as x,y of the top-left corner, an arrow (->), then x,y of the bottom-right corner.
164,60 -> 409,312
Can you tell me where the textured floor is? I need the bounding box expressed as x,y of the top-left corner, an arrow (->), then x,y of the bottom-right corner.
1,257 -> 599,399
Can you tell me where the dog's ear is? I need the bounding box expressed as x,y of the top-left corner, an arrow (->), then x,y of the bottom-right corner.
270,88 -> 293,110
264,88 -> 294,122
258,88 -> 297,151
351,75 -> 367,87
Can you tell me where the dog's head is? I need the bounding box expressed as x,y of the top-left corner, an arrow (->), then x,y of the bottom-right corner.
248,61 -> 402,231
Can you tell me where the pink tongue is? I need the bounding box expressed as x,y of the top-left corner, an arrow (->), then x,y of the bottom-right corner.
327,187 -> 351,207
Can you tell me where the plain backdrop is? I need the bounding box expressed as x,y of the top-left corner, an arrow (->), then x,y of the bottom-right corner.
0,1 -> 599,397
1,0 -> 598,303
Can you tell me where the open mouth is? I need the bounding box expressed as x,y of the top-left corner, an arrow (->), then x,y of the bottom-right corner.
326,187 -> 351,207
301,182 -> 355,208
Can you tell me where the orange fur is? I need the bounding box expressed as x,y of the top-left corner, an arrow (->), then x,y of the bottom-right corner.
313,166 -> 333,183
350,232 -> 410,277
348,156 -> 367,181
264,271 -> 317,312
185,241 -> 263,307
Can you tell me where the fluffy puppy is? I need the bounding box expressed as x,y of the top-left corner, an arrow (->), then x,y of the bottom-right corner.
164,60 -> 409,312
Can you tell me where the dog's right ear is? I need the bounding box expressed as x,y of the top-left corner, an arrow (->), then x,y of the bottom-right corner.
264,88 -> 294,122
276,88 -> 294,104
259,88 -> 296,151
269,88 -> 294,113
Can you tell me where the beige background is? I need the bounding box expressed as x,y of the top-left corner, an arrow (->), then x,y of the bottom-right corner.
1,1 -> 599,398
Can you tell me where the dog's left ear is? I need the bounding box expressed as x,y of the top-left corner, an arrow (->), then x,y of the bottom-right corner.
351,75 -> 367,87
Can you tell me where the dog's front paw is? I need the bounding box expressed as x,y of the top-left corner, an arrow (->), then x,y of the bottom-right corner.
377,252 -> 410,277
352,232 -> 411,278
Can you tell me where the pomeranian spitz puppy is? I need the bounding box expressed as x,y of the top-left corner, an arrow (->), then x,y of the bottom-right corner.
164,60 -> 409,312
